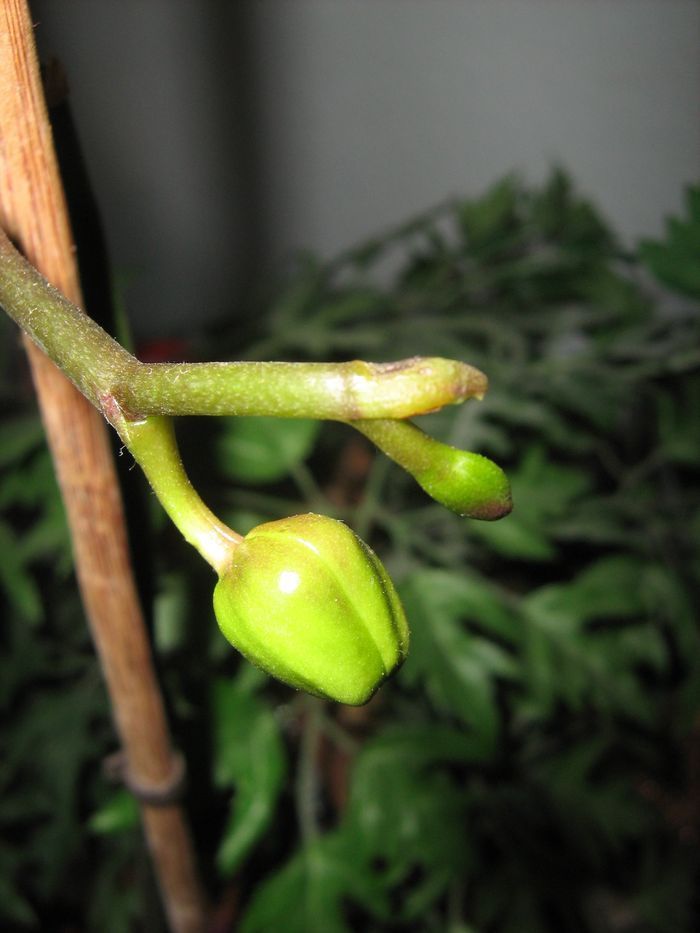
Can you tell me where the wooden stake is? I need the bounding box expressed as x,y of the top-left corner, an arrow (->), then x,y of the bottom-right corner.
0,3 -> 208,929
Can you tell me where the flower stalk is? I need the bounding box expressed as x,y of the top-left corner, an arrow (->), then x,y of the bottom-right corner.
0,227 -> 486,420
0,221 -> 511,521
108,406 -> 242,574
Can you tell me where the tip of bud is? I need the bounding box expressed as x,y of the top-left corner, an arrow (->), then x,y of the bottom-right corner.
461,490 -> 513,520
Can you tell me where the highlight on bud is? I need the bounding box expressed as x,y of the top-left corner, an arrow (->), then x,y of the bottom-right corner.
354,419 -> 512,520
213,513 -> 409,705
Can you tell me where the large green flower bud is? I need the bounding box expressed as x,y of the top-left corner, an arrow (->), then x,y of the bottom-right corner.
213,513 -> 409,705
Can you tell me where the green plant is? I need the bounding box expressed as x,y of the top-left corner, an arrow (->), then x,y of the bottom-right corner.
0,227 -> 509,706
2,172 -> 699,931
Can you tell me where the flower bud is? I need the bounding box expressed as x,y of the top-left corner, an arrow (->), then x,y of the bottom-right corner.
213,513 -> 409,705
354,419 -> 512,520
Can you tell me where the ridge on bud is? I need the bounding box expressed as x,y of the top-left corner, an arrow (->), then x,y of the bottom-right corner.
213,513 -> 409,705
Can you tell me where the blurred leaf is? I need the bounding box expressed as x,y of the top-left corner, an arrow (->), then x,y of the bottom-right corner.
532,168 -> 616,256
0,414 -> 44,467
399,571 -> 519,751
540,364 -> 628,430
0,448 -> 59,510
458,176 -> 519,253
656,375 -> 700,464
222,508 -> 269,536
633,849 -> 697,933
549,494 -> 639,547
470,447 -> 591,560
346,724 -> 486,919
0,519 -> 43,624
546,553 -> 648,621
16,496 -> 70,571
0,852 -> 37,927
88,790 -> 139,836
640,187 -> 700,297
312,289 -> 386,328
267,253 -> 324,330
519,556 -> 666,720
470,514 -> 556,561
241,831 -> 388,933
530,738 -> 654,863
84,833 -> 147,933
153,572 -> 188,653
0,676 -> 105,900
471,392 -> 588,453
218,417 -> 320,485
212,678 -> 286,875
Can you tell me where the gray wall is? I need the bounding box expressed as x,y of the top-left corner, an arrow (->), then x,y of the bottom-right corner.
33,0 -> 700,337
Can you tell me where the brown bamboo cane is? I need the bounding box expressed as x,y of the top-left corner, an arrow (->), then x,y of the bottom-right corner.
0,3 -> 208,929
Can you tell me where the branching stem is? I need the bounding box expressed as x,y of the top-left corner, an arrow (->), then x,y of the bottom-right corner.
0,227 -> 486,420
0,224 -> 511,522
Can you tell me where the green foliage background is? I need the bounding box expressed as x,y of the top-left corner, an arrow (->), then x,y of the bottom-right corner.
1,172 -> 699,931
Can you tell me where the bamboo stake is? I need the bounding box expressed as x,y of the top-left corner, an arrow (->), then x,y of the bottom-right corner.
0,3 -> 207,929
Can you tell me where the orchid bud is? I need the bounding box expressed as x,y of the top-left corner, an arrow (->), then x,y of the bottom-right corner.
213,513 -> 409,705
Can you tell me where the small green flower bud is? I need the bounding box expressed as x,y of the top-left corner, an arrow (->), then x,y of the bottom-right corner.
355,419 -> 512,520
213,513 -> 409,705
413,445 -> 512,520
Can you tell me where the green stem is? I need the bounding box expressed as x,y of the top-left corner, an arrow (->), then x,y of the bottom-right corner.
124,357 -> 486,419
0,228 -> 487,420
0,227 -> 133,397
108,404 -> 242,574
